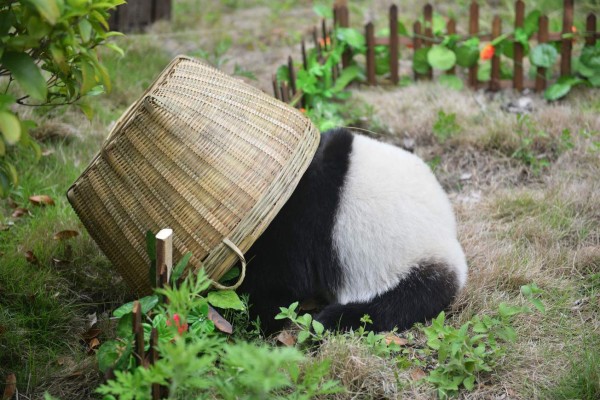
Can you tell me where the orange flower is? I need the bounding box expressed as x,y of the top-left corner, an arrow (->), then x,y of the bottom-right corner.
325,37 -> 331,46
406,43 -> 414,49
299,108 -> 306,113
480,43 -> 495,61
571,26 -> 577,33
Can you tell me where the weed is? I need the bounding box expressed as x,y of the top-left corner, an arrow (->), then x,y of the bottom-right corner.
432,110 -> 460,143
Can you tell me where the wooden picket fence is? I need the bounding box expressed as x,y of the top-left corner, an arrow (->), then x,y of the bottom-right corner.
273,0 -> 599,103
108,0 -> 172,33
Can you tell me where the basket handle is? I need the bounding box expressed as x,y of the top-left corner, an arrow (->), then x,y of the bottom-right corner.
211,238 -> 247,290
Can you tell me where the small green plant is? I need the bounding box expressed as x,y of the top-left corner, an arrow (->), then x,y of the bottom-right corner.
511,114 -> 551,174
97,270 -> 342,399
419,284 -> 545,398
432,110 -> 460,143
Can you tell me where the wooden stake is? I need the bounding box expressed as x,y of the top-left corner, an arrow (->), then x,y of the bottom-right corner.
536,15 -> 549,92
490,16 -> 502,91
585,13 -> 597,46
514,0 -> 525,92
560,0 -> 574,76
288,56 -> 296,95
156,228 -> 173,287
424,4 -> 433,80
133,301 -> 145,366
366,22 -> 376,85
390,5 -> 399,85
468,1 -> 479,88
272,74 -> 279,100
301,40 -> 308,71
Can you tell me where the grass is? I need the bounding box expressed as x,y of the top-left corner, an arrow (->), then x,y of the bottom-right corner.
1,0 -> 600,398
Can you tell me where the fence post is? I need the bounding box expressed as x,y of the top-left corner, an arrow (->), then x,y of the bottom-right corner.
490,16 -> 502,91
560,0 -> 574,77
280,81 -> 290,103
149,328 -> 161,400
312,27 -> 321,58
468,1 -> 479,88
513,0 -> 525,91
446,18 -> 457,75
272,75 -> 280,100
585,13 -> 597,46
156,229 -> 173,288
390,5 -> 399,85
536,15 -> 549,92
288,56 -> 297,96
301,40 -> 308,70
424,4 -> 433,80
366,22 -> 376,85
338,4 -> 352,68
133,301 -> 145,366
413,21 -> 423,80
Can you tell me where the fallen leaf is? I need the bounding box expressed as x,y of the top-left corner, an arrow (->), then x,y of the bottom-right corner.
410,368 -> 427,381
277,330 -> 296,347
24,250 -> 39,265
385,334 -> 408,346
208,305 -> 232,334
82,327 -> 101,341
53,230 -> 79,240
2,373 -> 16,400
89,337 -> 100,350
29,195 -> 55,206
11,208 -> 29,218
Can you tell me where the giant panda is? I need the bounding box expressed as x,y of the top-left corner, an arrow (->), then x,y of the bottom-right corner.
237,127 -> 467,334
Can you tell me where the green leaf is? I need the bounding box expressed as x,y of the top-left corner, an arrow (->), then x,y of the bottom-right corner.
80,61 -> 97,95
398,21 -> 408,36
312,320 -> 325,335
105,43 -> 124,57
113,295 -> 159,317
477,61 -> 491,82
276,64 -> 289,83
427,45 -> 456,71
588,74 -> 600,87
523,10 -> 541,37
96,340 -> 122,373
25,0 -> 61,25
544,82 -> 572,101
78,18 -> 92,42
0,139 -> 4,156
529,44 -> 558,68
0,111 -> 21,145
207,290 -> 245,311
463,375 -> 476,391
2,52 -> 47,101
332,65 -> 360,92
580,44 -> 600,70
171,252 -> 192,283
297,330 -> 311,344
77,102 -> 94,120
455,45 -> 479,67
219,266 -> 240,283
336,27 -> 366,53
413,48 -> 430,74
438,75 -> 463,90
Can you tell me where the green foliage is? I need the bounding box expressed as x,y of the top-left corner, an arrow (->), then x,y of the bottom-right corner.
427,45 -> 456,71
97,271 -> 342,399
530,43 -> 558,68
432,110 -> 460,143
420,286 -> 544,399
0,0 -> 123,196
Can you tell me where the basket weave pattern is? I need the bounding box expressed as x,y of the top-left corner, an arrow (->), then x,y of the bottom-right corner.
68,56 -> 320,294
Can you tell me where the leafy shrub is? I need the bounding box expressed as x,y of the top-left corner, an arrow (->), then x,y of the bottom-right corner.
0,0 -> 123,196
96,269 -> 343,399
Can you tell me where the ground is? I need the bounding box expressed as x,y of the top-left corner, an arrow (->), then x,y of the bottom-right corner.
0,0 -> 598,399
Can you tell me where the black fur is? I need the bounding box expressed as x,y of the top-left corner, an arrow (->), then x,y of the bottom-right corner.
238,128 -> 460,334
314,262 -> 458,332
238,128 -> 353,333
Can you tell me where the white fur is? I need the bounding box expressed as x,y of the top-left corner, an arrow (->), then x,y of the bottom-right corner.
332,134 -> 467,304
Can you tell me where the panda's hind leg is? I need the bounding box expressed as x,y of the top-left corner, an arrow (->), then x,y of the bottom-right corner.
315,262 -> 459,332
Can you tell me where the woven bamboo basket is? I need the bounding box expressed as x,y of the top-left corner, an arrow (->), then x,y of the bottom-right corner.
67,56 -> 320,295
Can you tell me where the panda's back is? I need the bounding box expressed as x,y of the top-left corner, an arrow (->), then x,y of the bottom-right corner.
331,132 -> 467,304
